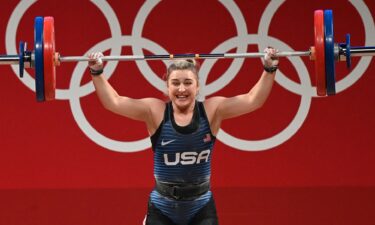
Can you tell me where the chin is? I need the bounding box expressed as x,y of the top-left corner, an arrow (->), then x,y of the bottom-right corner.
173,98 -> 194,108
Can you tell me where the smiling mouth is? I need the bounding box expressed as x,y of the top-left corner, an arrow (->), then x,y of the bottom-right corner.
176,95 -> 188,99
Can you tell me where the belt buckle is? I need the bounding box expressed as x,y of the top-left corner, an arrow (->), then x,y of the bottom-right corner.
171,186 -> 181,200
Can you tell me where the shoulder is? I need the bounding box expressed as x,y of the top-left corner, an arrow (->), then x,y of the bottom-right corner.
139,97 -> 166,107
140,98 -> 166,116
202,97 -> 228,136
202,96 -> 228,120
203,96 -> 226,113
139,98 -> 166,135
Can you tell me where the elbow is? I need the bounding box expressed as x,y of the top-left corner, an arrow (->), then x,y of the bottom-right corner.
252,100 -> 265,111
101,97 -> 120,113
247,94 -> 267,112
103,102 -> 116,112
243,99 -> 263,114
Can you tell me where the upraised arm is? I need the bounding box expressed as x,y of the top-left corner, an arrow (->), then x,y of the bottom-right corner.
205,47 -> 278,135
88,52 -> 165,135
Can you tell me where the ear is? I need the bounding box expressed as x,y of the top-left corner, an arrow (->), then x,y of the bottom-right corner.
165,78 -> 173,96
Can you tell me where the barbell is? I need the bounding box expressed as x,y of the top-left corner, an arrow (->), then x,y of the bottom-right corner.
0,9 -> 374,102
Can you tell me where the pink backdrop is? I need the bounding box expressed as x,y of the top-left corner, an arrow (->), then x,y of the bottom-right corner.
0,1 -> 374,224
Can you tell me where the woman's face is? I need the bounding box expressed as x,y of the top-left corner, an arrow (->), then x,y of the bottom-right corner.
167,69 -> 199,111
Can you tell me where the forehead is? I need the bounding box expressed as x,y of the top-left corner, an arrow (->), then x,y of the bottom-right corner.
168,70 -> 197,80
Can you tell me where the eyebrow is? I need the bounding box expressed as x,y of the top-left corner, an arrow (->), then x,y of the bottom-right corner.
170,78 -> 193,81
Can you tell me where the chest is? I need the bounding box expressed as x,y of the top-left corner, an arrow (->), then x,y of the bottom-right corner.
173,112 -> 194,127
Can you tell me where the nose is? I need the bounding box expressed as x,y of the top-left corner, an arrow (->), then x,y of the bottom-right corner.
178,84 -> 186,92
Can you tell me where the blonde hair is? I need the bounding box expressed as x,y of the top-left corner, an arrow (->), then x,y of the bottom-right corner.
166,59 -> 200,81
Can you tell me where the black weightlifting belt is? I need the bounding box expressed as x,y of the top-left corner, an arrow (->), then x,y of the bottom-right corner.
155,180 -> 210,200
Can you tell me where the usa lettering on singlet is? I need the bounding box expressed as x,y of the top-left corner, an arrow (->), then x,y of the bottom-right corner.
149,101 -> 216,224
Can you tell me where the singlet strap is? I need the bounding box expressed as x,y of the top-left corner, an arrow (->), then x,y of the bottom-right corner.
150,103 -> 169,150
197,101 -> 207,119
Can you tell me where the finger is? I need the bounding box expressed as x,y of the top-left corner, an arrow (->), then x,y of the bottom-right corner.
97,57 -> 103,65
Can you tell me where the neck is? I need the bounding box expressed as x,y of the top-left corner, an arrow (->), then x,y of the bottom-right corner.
172,101 -> 195,114
171,101 -> 196,127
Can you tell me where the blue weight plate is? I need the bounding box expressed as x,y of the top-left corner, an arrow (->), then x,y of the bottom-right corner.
324,10 -> 336,96
19,42 -> 25,78
346,33 -> 351,69
34,17 -> 45,102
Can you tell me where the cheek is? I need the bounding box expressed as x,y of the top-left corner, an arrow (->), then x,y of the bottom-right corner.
167,86 -> 176,96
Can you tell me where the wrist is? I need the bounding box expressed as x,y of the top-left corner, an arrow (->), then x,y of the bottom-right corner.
89,68 -> 103,76
263,65 -> 278,73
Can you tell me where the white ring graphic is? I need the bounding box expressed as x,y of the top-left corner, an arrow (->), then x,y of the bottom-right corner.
216,35 -> 311,151
130,0 -> 249,96
5,1 -> 374,152
6,0 -> 123,100
69,36 -> 169,152
336,0 -> 375,93
258,0 -> 375,97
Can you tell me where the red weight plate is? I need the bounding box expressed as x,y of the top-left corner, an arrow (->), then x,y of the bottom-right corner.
43,16 -> 56,101
314,10 -> 326,96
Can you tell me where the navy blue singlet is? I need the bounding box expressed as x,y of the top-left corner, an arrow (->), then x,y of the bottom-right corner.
150,101 -> 216,225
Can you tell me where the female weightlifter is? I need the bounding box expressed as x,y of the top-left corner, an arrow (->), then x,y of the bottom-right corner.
88,47 -> 279,225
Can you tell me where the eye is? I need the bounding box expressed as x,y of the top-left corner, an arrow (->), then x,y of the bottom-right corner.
171,81 -> 180,86
184,80 -> 193,85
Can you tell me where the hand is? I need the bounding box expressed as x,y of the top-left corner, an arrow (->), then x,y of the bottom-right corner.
88,52 -> 104,72
263,47 -> 279,68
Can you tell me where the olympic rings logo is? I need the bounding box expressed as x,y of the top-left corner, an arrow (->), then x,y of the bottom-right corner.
6,0 -> 375,152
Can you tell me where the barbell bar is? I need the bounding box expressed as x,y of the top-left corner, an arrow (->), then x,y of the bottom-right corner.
0,9 -> 374,102
59,51 -> 312,62
0,51 -> 311,63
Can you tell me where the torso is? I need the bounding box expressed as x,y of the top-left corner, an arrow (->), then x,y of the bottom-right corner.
150,101 -> 215,183
147,97 -> 221,136
148,100 -> 217,224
